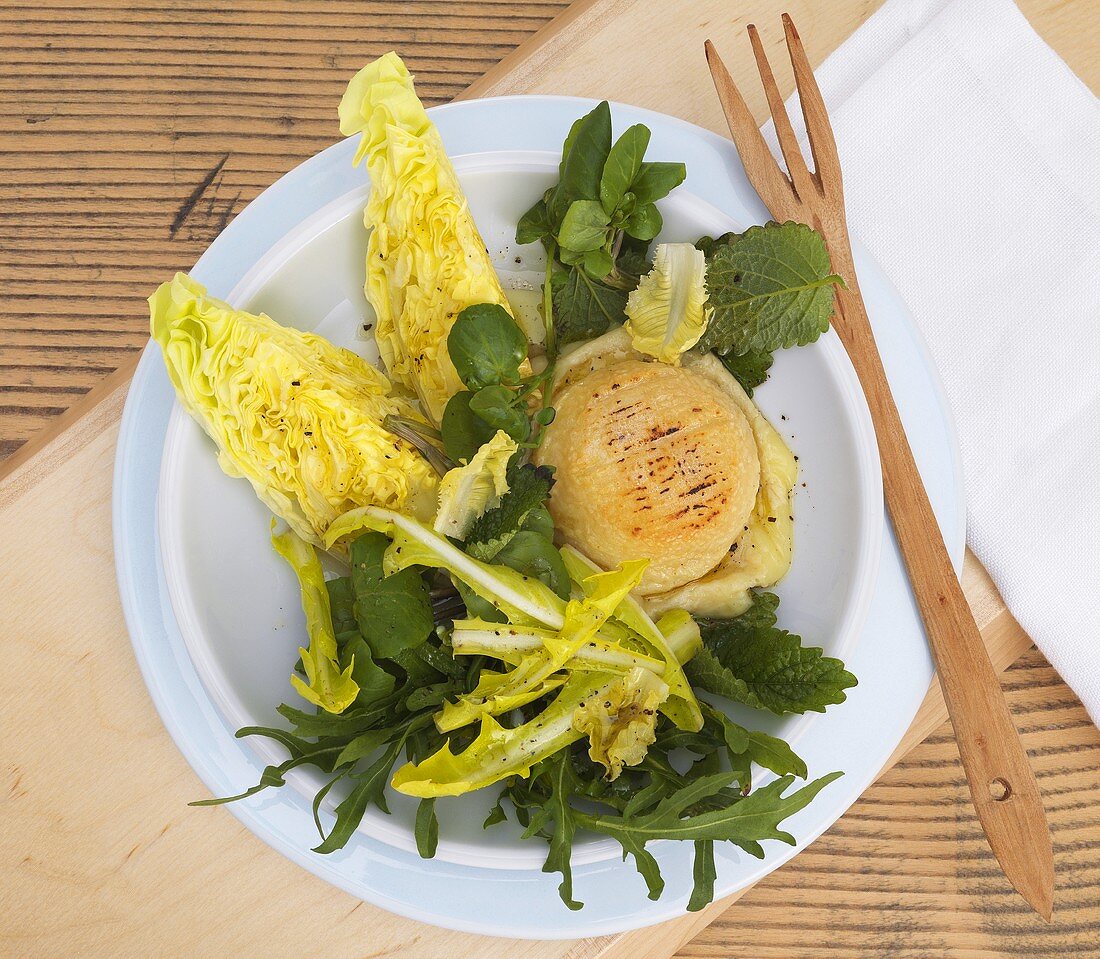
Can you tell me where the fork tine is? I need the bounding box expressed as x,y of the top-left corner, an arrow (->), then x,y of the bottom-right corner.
704,39 -> 796,219
781,13 -> 842,198
746,23 -> 818,203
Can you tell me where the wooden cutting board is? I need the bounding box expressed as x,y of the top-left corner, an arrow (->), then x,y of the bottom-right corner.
5,0 -> 1088,955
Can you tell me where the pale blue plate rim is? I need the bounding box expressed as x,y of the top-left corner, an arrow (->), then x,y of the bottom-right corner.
114,94 -> 965,939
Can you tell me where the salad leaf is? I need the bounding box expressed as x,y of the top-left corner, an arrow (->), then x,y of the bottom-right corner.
573,666 -> 670,780
550,266 -> 629,346
699,222 -> 842,356
492,530 -> 571,599
686,592 -> 858,714
415,798 -> 440,858
440,391 -> 497,463
629,161 -> 687,205
468,385 -> 531,443
149,273 -> 439,545
272,525 -> 359,714
559,200 -> 613,253
392,675 -> 604,797
447,304 -> 528,391
718,348 -> 773,396
623,203 -> 662,241
547,101 -> 612,224
624,242 -> 710,364
600,124 -> 650,215
339,53 -> 524,422
464,463 -> 555,561
433,430 -> 516,540
348,532 -> 434,660
516,194 -> 553,245
561,546 -> 703,732
326,506 -> 567,629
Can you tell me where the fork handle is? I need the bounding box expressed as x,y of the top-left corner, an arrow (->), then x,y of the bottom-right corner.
825,236 -> 1054,918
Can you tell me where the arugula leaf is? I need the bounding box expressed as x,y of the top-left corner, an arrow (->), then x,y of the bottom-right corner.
415,798 -> 439,858
314,738 -> 405,852
541,753 -> 583,910
600,124 -> 650,214
550,265 -> 629,346
447,304 -> 528,390
700,221 -> 843,355
718,348 -> 773,396
548,101 -> 612,223
687,840 -> 716,912
465,463 -> 555,561
686,592 -> 858,714
349,533 -> 434,660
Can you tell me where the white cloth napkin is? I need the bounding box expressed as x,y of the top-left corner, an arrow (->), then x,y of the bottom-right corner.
776,0 -> 1100,721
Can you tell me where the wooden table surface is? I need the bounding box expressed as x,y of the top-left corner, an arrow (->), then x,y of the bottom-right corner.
2,1 -> 1098,955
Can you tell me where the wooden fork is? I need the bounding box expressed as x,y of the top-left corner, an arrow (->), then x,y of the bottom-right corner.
705,15 -> 1054,919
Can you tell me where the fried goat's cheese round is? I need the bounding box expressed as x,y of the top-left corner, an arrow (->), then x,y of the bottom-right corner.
535,358 -> 760,595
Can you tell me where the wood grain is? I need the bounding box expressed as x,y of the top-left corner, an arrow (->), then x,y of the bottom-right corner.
0,0 -> 571,460
2,0 -> 1098,956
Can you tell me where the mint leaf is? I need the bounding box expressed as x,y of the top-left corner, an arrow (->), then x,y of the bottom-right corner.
700,221 -> 842,355
550,265 -> 629,346
718,348 -> 773,396
465,463 -> 554,560
686,592 -> 857,714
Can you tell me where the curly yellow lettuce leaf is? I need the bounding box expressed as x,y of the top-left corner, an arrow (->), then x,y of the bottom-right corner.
339,52 -> 521,423
150,273 -> 438,547
271,525 -> 358,714
624,242 -> 710,364
572,666 -> 670,780
433,430 -> 516,541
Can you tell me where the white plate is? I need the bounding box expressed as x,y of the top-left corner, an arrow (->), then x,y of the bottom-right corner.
115,95 -> 964,939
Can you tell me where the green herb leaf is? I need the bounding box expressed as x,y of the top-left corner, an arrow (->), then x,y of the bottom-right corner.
550,266 -> 629,346
699,221 -> 843,355
694,232 -> 739,259
558,199 -> 612,253
600,124 -> 651,214
349,533 -> 435,660
465,463 -> 555,561
630,161 -> 686,205
583,248 -> 614,279
541,754 -> 583,910
516,194 -> 553,245
448,303 -> 528,390
687,840 -> 716,912
623,203 -> 663,241
313,738 -> 405,852
717,348 -> 774,396
549,101 -> 612,223
469,385 -> 531,442
343,635 -> 398,704
441,391 -> 497,462
746,730 -> 808,779
415,798 -> 439,858
492,530 -> 571,599
687,593 -> 858,715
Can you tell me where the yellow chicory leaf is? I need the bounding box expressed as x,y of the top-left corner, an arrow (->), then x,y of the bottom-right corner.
271,524 -> 359,714
339,53 -> 523,423
624,242 -> 710,364
150,273 -> 438,548
392,674 -> 608,798
572,666 -> 670,780
433,430 -> 516,541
